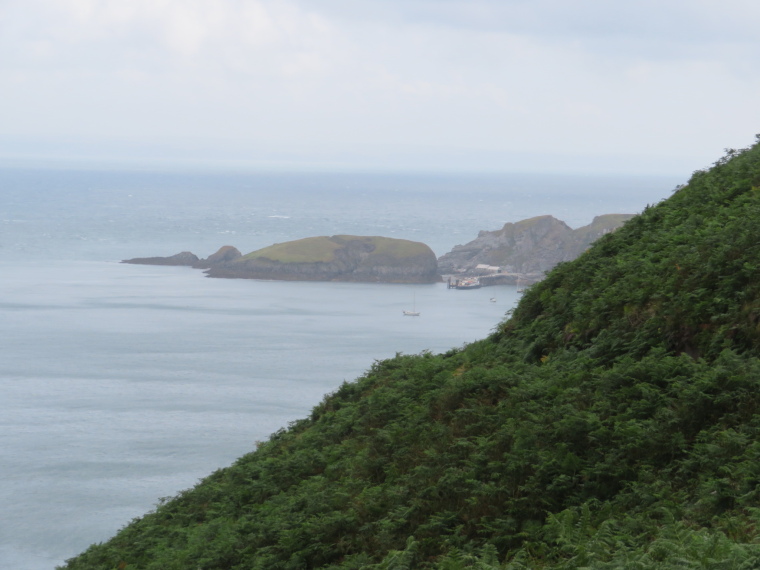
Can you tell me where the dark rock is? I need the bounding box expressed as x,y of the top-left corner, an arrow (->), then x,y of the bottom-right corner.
194,245 -> 242,268
121,251 -> 200,266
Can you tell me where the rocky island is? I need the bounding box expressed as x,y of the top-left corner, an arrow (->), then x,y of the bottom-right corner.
122,235 -> 439,284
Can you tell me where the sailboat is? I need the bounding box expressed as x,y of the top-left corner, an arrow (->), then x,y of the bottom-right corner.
403,293 -> 420,316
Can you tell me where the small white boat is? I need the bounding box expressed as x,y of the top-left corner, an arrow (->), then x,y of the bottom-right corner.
403,293 -> 420,316
490,297 -> 497,303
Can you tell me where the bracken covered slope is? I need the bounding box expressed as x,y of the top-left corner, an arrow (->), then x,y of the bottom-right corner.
62,139 -> 760,569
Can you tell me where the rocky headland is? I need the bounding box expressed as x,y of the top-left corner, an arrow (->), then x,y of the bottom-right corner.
438,213 -> 634,284
122,236 -> 439,284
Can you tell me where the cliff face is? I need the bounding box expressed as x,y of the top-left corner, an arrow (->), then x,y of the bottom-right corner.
206,235 -> 439,284
438,213 -> 634,276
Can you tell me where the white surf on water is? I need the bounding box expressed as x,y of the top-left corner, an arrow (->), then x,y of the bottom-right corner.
0,168 -> 679,568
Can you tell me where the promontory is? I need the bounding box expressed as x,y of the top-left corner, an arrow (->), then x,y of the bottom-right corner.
438,213 -> 634,283
122,235 -> 440,284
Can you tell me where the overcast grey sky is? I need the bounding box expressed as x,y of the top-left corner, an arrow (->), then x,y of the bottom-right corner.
1,0 -> 759,174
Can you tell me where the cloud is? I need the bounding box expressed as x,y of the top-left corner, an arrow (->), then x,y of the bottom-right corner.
304,0 -> 760,43
1,0 -> 759,173
2,0 -> 333,71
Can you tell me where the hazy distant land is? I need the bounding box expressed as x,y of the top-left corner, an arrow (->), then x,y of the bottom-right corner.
122,214 -> 633,286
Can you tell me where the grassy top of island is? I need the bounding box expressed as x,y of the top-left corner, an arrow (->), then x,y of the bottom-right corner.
240,236 -> 343,263
239,235 -> 433,264
63,137 -> 760,569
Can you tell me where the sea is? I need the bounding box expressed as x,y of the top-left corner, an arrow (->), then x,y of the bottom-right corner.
0,167 -> 681,568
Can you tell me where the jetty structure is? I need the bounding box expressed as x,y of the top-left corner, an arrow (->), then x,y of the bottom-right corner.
446,276 -> 482,289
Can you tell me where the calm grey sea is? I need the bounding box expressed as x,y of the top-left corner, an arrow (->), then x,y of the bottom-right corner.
0,168 -> 679,568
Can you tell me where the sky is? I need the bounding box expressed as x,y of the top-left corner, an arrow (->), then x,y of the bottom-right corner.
1,0 -> 759,175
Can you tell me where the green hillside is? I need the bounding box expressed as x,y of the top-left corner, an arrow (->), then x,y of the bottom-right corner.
62,138 -> 760,569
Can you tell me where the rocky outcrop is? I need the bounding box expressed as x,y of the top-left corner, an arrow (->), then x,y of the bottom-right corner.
438,214 -> 634,277
121,251 -> 200,266
121,246 -> 242,268
193,246 -> 242,268
206,235 -> 439,284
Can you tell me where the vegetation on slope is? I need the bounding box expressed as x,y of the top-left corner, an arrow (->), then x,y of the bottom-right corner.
62,138 -> 760,569
240,236 -> 344,263
354,235 -> 434,262
570,214 -> 635,245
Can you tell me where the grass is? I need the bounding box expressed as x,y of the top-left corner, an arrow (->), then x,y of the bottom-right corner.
240,237 -> 343,263
239,235 -> 431,264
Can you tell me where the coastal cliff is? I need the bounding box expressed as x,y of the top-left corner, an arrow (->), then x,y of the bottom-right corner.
122,236 -> 439,284
438,213 -> 634,277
